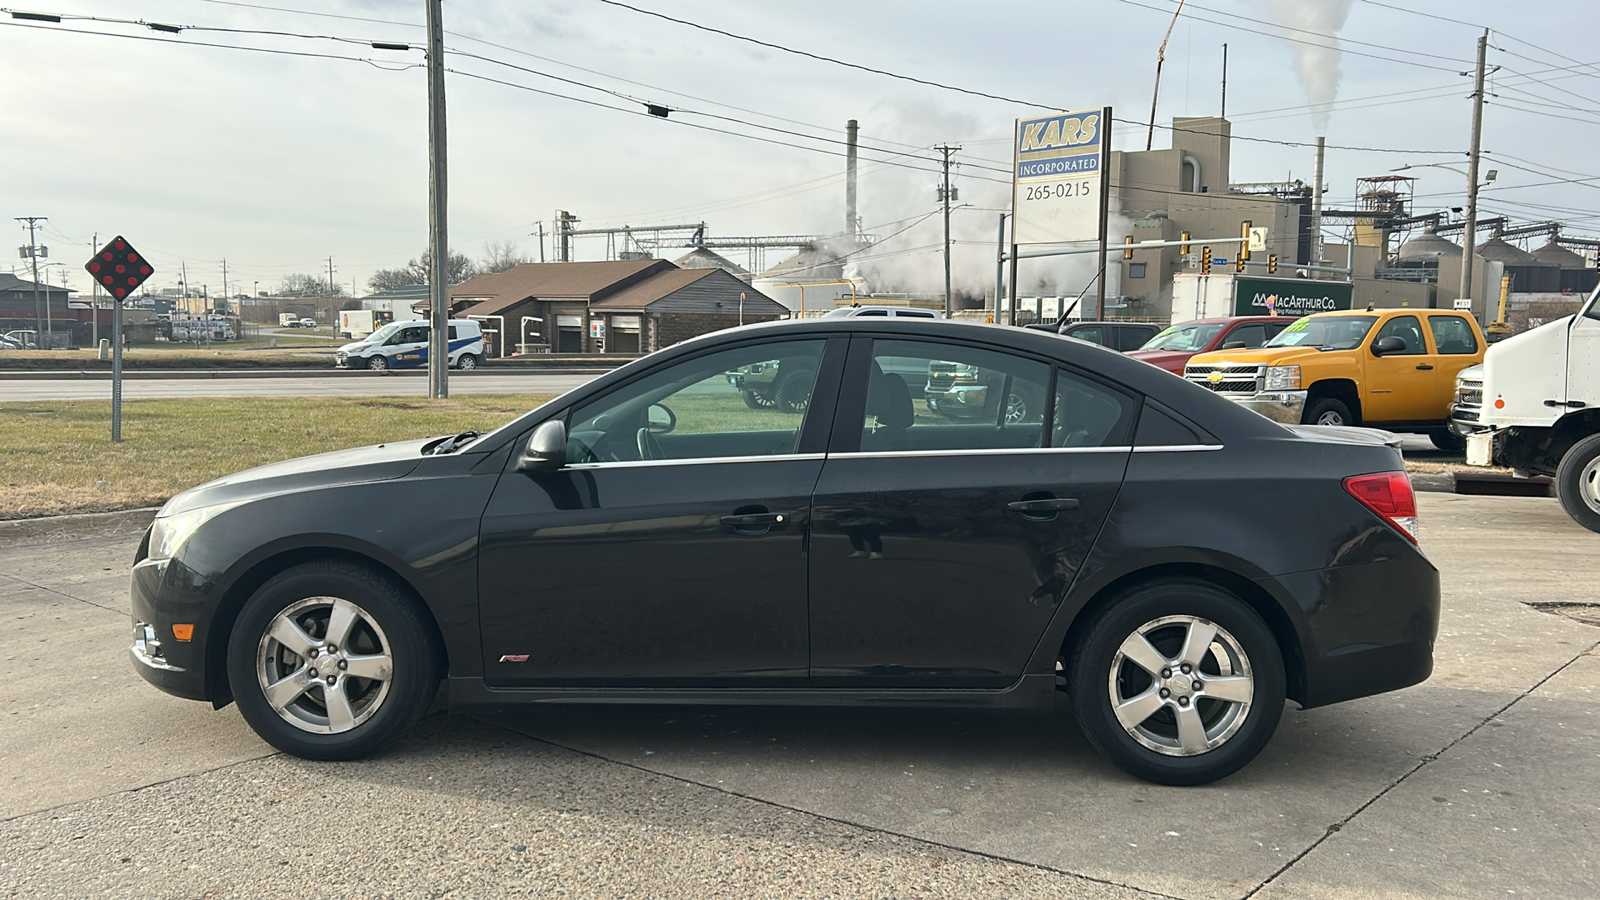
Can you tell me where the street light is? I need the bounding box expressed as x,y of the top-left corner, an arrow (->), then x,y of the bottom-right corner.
1391,162 -> 1498,185
1392,163 -> 1500,309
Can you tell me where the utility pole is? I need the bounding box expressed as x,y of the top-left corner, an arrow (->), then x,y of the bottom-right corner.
180,261 -> 189,315
532,221 -> 546,263
1460,29 -> 1489,313
1220,42 -> 1228,118
936,144 -> 960,318
221,258 -> 228,310
426,0 -> 450,399
326,256 -> 337,324
15,216 -> 47,348
90,235 -> 99,349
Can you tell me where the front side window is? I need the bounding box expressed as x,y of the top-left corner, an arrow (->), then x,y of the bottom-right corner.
566,340 -> 826,464
1267,315 -> 1378,350
1429,315 -> 1479,354
1227,324 -> 1267,348
866,340 -> 1050,452
1373,315 -> 1426,355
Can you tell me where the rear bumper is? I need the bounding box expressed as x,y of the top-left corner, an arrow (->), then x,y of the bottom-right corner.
1274,552 -> 1441,709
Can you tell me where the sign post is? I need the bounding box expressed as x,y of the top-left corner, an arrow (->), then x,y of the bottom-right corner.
1011,106 -> 1112,322
84,236 -> 152,443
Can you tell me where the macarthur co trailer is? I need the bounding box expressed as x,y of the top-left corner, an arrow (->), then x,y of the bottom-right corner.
1170,273 -> 1354,324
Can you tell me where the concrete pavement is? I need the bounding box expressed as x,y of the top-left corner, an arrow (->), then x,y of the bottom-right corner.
0,495 -> 1595,898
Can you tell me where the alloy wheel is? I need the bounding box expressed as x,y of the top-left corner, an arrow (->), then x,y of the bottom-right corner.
1107,615 -> 1255,756
256,596 -> 394,735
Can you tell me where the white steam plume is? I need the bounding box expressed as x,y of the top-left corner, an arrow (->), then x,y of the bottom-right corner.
1261,0 -> 1354,132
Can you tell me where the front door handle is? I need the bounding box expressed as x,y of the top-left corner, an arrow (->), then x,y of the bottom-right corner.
1415,363 -> 1434,370
1007,498 -> 1079,515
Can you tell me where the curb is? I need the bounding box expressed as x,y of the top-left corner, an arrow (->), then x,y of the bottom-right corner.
0,507 -> 160,547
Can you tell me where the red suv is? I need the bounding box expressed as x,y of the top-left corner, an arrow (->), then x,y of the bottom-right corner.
1127,316 -> 1293,375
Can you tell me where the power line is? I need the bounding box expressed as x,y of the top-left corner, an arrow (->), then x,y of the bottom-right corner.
1125,0 -> 1469,67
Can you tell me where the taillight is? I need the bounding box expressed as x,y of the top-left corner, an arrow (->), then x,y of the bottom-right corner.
1344,471 -> 1419,543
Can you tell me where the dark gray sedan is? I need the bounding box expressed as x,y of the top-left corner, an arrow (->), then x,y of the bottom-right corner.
130,317 -> 1438,785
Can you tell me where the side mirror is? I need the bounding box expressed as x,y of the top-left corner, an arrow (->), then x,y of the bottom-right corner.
1373,335 -> 1407,355
1221,340 -> 1246,350
645,403 -> 676,434
516,419 -> 567,472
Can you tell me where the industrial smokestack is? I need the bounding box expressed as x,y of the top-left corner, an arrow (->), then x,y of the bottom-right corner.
1311,136 -> 1326,266
845,119 -> 859,237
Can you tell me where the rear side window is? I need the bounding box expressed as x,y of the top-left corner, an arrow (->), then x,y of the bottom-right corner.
864,340 -> 1050,452
1053,369 -> 1137,447
1114,326 -> 1155,351
1429,315 -> 1479,354
447,326 -> 458,340
895,309 -> 938,318
1134,404 -> 1203,446
857,309 -> 889,316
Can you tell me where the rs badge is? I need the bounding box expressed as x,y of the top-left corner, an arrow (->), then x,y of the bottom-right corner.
498,654 -> 530,663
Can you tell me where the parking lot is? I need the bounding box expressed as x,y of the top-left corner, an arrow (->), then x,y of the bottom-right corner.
2,493 -> 1596,898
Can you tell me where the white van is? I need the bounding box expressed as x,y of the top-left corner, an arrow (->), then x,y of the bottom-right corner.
334,319 -> 485,371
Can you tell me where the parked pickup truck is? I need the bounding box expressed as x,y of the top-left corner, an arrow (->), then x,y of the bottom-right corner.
1452,284 -> 1600,531
1127,316 -> 1293,375
1186,307 -> 1485,449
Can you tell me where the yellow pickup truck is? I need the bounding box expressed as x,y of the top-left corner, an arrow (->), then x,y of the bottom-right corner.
1185,308 -> 1486,449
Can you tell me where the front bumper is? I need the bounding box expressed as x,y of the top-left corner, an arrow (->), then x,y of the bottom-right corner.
1232,390 -> 1307,425
129,555 -> 215,702
925,384 -> 988,415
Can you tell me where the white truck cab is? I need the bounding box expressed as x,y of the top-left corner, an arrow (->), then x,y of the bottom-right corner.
1454,284 -> 1600,529
334,319 -> 485,372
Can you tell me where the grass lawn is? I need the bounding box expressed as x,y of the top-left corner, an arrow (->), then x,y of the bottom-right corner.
0,394 -> 553,519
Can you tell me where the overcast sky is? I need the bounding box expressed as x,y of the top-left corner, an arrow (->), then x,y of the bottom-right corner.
3,0 -> 1595,299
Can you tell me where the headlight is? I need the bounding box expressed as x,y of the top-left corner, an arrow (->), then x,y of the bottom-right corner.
147,503 -> 241,562
1264,365 -> 1301,391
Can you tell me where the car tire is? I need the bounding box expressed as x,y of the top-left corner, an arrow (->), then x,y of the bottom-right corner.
774,371 -> 811,414
456,353 -> 479,371
366,354 -> 388,373
1303,397 -> 1353,427
1556,433 -> 1600,533
1429,429 -> 1465,454
226,561 -> 442,760
1068,579 -> 1286,786
741,389 -> 776,410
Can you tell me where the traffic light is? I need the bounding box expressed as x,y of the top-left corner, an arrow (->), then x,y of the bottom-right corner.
1239,220 -> 1253,261
1200,246 -> 1212,275
1236,254 -> 1246,273
1180,231 -> 1191,256
1123,235 -> 1135,260
1268,254 -> 1279,274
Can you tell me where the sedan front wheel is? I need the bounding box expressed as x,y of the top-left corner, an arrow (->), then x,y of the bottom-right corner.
227,561 -> 441,760
1068,579 -> 1285,785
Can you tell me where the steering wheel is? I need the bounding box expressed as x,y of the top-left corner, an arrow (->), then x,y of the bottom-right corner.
636,427 -> 665,461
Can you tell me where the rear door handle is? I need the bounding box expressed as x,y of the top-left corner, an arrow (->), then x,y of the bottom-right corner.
1007,498 -> 1080,513
720,511 -> 790,534
1415,364 -> 1434,370
720,512 -> 788,525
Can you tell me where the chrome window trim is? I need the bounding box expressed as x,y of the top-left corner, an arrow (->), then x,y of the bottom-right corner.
564,452 -> 826,470
1131,444 -> 1225,453
833,446 -> 1134,459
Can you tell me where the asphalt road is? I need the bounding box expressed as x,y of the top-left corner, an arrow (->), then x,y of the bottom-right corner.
0,372 -> 598,402
2,495 -> 1596,898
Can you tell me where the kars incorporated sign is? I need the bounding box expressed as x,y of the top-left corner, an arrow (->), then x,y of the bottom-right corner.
1015,110 -> 1103,179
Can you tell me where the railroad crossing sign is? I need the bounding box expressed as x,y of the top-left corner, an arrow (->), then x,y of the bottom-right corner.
84,235 -> 153,302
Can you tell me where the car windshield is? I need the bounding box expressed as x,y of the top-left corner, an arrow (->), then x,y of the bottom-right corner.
1141,322 -> 1225,352
366,323 -> 401,342
1266,315 -> 1377,350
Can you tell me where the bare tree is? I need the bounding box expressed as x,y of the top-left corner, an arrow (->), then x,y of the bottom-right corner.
279,273 -> 345,297
368,268 -> 421,293
407,248 -> 477,285
480,239 -> 531,274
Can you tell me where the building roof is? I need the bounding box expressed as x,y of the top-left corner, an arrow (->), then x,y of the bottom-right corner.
0,273 -> 71,296
1477,237 -> 1550,267
445,260 -> 673,316
1530,239 -> 1587,270
589,268 -> 722,310
673,247 -> 749,276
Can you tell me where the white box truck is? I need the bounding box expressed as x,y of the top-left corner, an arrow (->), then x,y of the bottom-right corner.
278,313 -> 299,327
338,309 -> 393,339
1452,284 -> 1600,530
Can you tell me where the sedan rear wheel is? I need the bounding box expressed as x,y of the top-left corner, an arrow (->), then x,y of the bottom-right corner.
227,561 -> 440,760
1068,580 -> 1284,785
